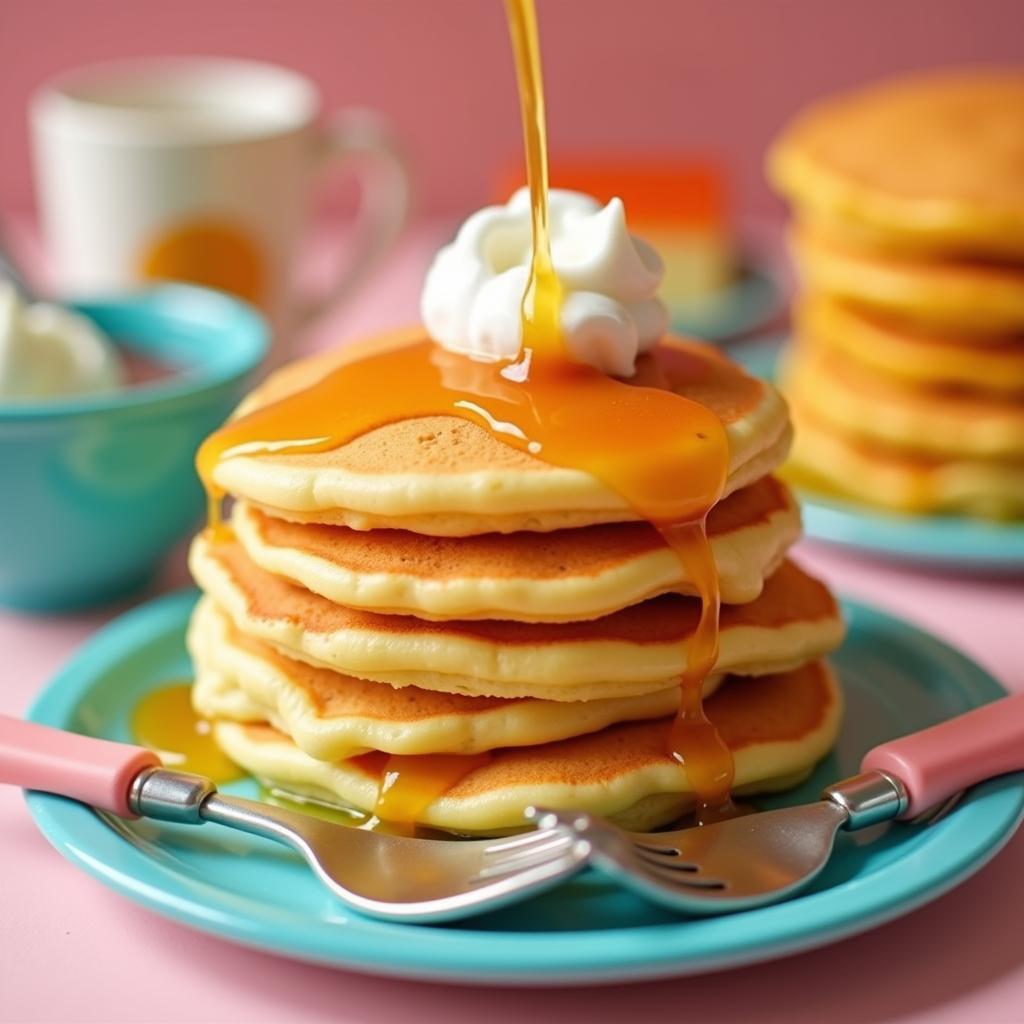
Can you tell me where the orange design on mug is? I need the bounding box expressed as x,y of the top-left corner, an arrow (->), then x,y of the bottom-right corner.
139,218 -> 267,307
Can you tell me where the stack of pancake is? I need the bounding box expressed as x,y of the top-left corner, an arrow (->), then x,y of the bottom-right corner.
769,70 -> 1024,518
187,328 -> 845,835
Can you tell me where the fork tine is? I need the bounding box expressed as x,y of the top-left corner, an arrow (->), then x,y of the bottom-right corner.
626,839 -> 684,856
473,834 -> 576,881
630,860 -> 728,890
481,827 -> 570,857
468,845 -> 583,888
632,843 -> 685,857
630,846 -> 701,872
536,808 -> 732,891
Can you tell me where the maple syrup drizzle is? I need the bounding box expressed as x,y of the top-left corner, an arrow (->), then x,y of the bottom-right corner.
131,683 -> 243,783
194,0 -> 734,825
505,0 -> 563,357
347,751 -> 493,835
663,523 -> 734,818
507,0 -> 732,821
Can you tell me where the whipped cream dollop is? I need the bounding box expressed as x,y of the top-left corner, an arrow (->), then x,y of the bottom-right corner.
0,282 -> 123,400
421,188 -> 669,377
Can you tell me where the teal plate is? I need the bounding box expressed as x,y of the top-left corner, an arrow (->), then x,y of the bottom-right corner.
727,336 -> 1024,571
25,589 -> 1024,985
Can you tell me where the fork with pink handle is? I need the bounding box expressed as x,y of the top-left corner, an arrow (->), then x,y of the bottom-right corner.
529,691 -> 1024,914
0,714 -> 589,923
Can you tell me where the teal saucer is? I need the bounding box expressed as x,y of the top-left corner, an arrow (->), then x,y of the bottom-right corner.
669,257 -> 783,342
23,589 -> 1023,983
727,336 -> 1024,572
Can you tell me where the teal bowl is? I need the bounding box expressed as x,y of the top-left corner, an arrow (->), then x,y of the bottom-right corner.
0,285 -> 267,611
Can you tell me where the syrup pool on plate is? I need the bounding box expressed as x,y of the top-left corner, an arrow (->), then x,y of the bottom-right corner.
131,683 -> 244,784
194,0 -> 735,826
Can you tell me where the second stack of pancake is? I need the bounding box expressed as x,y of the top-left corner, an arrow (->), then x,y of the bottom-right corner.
770,70 -> 1024,519
188,329 -> 845,835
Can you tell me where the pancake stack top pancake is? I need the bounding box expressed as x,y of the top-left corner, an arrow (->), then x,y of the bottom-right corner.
186,325 -> 845,835
769,70 -> 1024,519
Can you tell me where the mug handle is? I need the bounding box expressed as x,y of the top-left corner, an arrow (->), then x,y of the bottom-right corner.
297,109 -> 412,326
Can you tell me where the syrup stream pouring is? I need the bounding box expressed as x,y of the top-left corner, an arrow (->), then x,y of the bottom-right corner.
530,691 -> 1024,914
0,714 -> 590,923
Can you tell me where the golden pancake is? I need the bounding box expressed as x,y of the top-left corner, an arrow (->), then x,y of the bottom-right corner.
787,404 -> 1024,518
212,660 -> 842,834
190,597 -> 726,759
189,535 -> 844,701
790,223 -> 1024,337
797,294 -> 1024,396
210,328 -> 791,535
783,341 -> 1024,461
231,476 -> 800,621
769,70 -> 1024,258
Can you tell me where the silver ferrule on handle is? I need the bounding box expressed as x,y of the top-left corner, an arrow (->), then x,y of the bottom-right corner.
128,768 -> 318,851
128,767 -> 218,825
822,770 -> 909,831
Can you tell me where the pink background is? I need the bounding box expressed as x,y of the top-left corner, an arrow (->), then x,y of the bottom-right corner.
3,2 -> 1024,1021
3,0 -> 1024,219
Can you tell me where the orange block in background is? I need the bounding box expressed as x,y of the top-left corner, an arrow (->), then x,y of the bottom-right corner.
497,155 -> 729,229
495,155 -> 737,300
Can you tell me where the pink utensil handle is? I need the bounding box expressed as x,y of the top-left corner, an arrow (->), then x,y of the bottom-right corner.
862,693 -> 1024,819
0,714 -> 159,817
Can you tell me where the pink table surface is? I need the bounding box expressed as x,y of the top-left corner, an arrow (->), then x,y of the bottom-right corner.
2,221 -> 1023,1024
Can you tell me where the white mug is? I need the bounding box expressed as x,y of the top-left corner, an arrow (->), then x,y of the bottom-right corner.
30,57 -> 410,356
